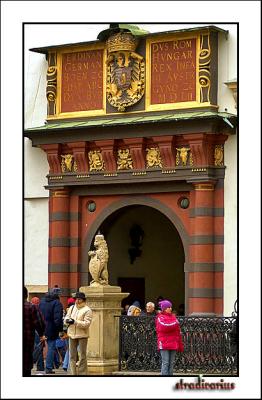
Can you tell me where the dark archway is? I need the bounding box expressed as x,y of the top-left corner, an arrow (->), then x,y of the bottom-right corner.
82,196 -> 189,266
82,198 -> 187,313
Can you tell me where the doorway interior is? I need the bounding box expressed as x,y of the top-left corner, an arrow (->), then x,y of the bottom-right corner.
118,277 -> 145,309
95,204 -> 185,313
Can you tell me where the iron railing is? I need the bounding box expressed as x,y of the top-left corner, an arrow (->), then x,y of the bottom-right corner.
118,315 -> 238,375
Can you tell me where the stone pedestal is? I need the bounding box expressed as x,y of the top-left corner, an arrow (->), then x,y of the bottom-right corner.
79,285 -> 129,375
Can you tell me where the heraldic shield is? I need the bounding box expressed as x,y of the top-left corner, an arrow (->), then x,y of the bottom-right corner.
106,32 -> 145,111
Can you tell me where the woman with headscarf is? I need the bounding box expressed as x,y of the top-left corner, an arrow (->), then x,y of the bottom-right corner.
156,299 -> 184,375
127,303 -> 141,316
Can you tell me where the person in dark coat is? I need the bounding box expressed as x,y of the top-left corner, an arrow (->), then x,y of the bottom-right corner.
23,287 -> 46,376
39,289 -> 63,374
31,296 -> 45,372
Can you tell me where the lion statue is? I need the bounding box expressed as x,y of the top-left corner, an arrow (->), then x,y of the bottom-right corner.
88,234 -> 109,286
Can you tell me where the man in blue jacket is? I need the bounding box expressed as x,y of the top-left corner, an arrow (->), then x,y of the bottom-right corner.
39,288 -> 63,374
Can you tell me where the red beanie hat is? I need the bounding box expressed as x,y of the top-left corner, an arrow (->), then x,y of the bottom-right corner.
67,297 -> 75,305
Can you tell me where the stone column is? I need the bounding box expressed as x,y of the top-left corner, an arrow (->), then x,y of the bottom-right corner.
48,188 -> 70,307
188,182 -> 224,315
79,285 -> 129,375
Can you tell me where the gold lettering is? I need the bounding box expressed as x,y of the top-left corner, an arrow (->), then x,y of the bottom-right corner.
64,63 -> 71,72
63,92 -> 72,102
152,64 -> 159,73
152,43 -> 159,52
152,53 -> 159,63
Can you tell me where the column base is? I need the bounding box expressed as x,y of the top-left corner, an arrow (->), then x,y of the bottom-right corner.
87,359 -> 119,375
79,285 -> 129,376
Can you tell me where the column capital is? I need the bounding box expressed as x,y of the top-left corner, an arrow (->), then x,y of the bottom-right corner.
193,182 -> 216,191
50,188 -> 70,197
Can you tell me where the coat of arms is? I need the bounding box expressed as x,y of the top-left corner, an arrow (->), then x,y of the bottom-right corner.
106,32 -> 145,111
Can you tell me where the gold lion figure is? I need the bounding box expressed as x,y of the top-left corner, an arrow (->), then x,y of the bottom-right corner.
88,234 -> 109,286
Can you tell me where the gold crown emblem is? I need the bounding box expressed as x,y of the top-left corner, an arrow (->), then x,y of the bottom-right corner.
106,32 -> 137,53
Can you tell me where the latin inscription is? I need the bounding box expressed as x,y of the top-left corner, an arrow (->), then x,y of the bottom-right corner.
61,49 -> 103,112
151,39 -> 196,104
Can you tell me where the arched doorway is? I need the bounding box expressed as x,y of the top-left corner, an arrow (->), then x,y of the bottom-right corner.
89,205 -> 185,313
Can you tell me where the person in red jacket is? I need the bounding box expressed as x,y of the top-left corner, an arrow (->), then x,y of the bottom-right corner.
155,299 -> 184,375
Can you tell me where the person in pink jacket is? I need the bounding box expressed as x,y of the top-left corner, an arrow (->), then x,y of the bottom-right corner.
155,300 -> 184,375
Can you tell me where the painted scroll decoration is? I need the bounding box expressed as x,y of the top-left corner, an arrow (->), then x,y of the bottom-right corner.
106,32 -> 145,111
46,52 -> 57,116
199,33 -> 211,103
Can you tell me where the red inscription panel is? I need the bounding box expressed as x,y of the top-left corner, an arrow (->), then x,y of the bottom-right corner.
151,38 -> 196,104
61,49 -> 103,113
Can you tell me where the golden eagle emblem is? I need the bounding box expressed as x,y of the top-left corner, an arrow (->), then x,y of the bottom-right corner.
106,32 -> 145,111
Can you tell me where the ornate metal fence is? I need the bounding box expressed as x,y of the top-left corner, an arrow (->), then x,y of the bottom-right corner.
118,315 -> 238,375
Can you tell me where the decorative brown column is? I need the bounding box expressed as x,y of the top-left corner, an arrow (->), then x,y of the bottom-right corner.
68,141 -> 88,172
95,139 -> 116,172
188,181 -> 224,315
68,194 -> 81,294
40,143 -> 61,173
48,188 -> 71,307
152,135 -> 176,168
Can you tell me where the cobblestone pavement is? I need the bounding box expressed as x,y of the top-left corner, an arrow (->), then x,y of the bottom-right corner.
32,366 -> 68,376
31,365 -> 160,376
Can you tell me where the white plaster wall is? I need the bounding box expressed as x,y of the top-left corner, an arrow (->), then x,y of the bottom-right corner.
217,25 -> 237,113
24,138 -> 49,198
24,51 -> 47,129
223,135 -> 238,315
24,198 -> 49,285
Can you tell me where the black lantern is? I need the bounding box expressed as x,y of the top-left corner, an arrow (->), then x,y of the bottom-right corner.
128,224 -> 144,264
